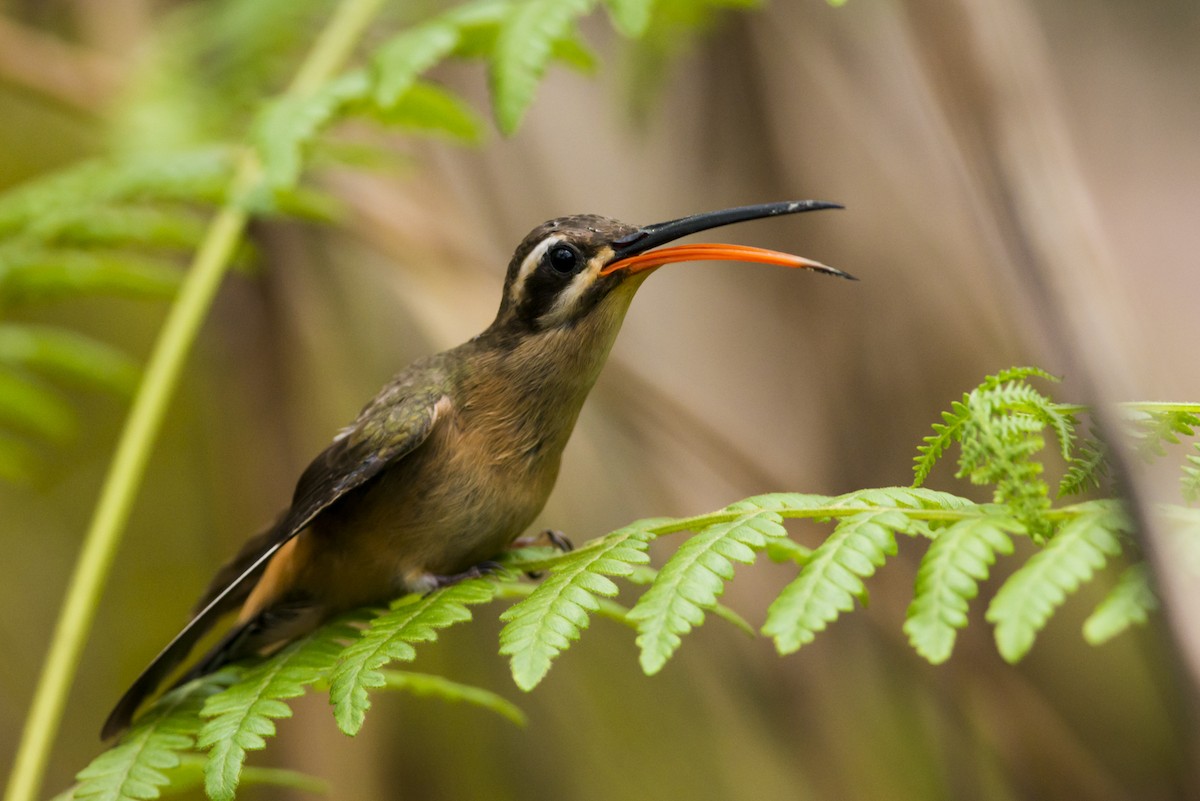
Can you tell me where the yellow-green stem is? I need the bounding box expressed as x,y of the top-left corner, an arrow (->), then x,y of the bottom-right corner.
3,1 -> 382,799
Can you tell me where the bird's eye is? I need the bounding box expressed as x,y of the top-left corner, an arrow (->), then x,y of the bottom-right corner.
547,244 -> 580,274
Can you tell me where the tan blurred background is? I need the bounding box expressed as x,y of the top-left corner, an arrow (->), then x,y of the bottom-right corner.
2,0 -> 1199,799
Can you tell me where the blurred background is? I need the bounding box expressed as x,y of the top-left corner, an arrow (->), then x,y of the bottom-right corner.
2,0 -> 1199,799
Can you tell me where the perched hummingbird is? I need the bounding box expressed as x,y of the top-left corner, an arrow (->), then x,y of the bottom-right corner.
103,200 -> 850,738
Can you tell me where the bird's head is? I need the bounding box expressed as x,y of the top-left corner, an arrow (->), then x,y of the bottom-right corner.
491,200 -> 851,335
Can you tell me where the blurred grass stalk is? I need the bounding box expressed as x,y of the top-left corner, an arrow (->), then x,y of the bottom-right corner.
1,1 -> 386,799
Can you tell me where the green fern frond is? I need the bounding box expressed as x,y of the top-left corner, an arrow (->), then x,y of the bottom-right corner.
72,674 -> 232,801
904,514 -> 1022,663
764,537 -> 813,565
17,206 -> 208,252
371,19 -> 465,107
1129,408 -> 1200,460
254,72 -> 371,191
913,401 -> 970,487
0,249 -> 181,306
198,617 -> 361,801
628,510 -> 785,674
1082,564 -> 1157,645
499,523 -> 652,690
377,670 -> 526,726
366,82 -> 485,143
1183,444 -> 1200,503
490,0 -> 597,134
763,509 -> 911,654
986,505 -> 1128,662
0,149 -> 234,236
1059,431 -> 1109,497
0,325 -> 139,396
831,486 -> 976,512
329,579 -> 497,736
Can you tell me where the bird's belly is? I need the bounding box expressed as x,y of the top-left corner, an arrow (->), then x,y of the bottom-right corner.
309,432 -> 559,602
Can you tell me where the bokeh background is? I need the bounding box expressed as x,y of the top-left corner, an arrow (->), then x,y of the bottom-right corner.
3,0 -> 1199,799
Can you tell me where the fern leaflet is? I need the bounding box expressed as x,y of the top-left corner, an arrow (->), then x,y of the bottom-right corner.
985,505 -> 1127,662
329,579 -> 497,735
904,513 -> 1021,663
490,0 -> 596,134
1082,564 -> 1157,645
763,509 -> 911,654
378,670 -> 526,726
71,675 -> 231,801
499,523 -> 651,690
197,617 -> 360,801
628,510 -> 785,674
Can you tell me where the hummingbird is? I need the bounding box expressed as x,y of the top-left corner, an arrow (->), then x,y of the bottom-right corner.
102,200 -> 850,738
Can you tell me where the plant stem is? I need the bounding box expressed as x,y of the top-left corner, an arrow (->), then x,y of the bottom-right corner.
3,2 -> 383,800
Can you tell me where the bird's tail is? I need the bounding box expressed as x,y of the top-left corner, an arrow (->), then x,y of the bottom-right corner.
101,595 -> 319,739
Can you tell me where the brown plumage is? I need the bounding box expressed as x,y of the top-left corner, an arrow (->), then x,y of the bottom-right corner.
103,202 -> 849,738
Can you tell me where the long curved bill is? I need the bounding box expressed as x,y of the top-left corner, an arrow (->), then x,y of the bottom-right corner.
601,200 -> 854,279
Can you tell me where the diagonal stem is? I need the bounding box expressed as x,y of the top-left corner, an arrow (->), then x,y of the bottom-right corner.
3,2 -> 383,800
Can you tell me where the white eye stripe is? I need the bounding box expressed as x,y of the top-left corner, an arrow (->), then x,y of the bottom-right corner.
538,255 -> 602,328
508,236 -> 560,306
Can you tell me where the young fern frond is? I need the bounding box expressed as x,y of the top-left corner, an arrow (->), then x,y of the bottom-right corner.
1059,430 -> 1109,497
197,616 -> 362,801
329,580 -> 498,735
499,523 -> 652,690
762,509 -> 911,654
985,504 -> 1128,662
628,510 -> 786,674
903,513 -> 1022,664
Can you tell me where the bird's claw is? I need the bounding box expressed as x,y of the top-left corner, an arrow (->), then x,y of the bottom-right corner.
510,529 -> 574,553
424,560 -> 503,592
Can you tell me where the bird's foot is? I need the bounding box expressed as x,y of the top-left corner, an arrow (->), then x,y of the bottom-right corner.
510,529 -> 573,579
422,560 -> 503,592
510,529 -> 574,553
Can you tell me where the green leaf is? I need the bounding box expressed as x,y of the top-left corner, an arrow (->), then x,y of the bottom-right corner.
0,148 -> 233,237
253,71 -> 370,190
602,0 -> 656,37
490,0 -> 596,135
378,669 -> 526,726
1082,564 -> 1157,645
0,249 -> 181,305
0,367 -> 76,443
628,510 -> 785,674
0,325 -> 140,396
371,21 -> 462,107
72,674 -> 232,801
198,618 -> 359,801
329,580 -> 497,735
367,82 -> 485,143
1059,433 -> 1109,497
763,509 -> 909,654
764,537 -> 813,565
904,514 -> 1021,664
500,522 -> 652,690
986,508 -> 1128,662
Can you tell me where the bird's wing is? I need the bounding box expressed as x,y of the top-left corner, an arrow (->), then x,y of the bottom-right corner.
102,376 -> 452,738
